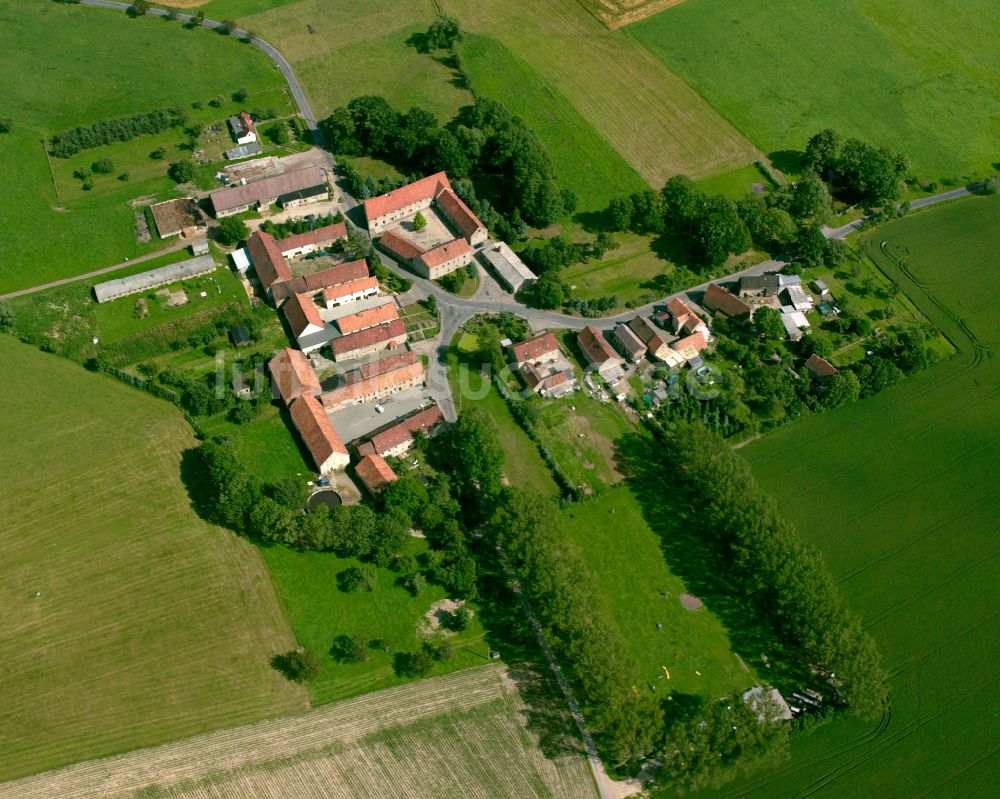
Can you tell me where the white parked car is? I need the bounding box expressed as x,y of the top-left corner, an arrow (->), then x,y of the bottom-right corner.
375,404 -> 386,413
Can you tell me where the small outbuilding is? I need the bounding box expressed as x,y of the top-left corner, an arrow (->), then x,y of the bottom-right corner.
229,325 -> 252,348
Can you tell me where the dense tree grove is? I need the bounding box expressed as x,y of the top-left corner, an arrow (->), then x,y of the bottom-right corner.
320,95 -> 572,227
804,128 -> 910,206
657,421 -> 890,719
487,489 -> 663,764
49,108 -> 183,158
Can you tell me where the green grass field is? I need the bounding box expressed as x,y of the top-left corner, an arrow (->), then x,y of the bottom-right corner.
0,336 -> 305,781
560,489 -> 756,700
694,196 -> 1000,798
243,0 -> 470,122
261,539 -> 488,705
630,0 -> 1000,181
457,34 -> 648,212
0,1 -> 286,294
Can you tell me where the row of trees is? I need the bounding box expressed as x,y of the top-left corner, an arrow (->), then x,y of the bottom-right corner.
320,95 -> 573,227
657,421 -> 890,718
49,108 -> 183,158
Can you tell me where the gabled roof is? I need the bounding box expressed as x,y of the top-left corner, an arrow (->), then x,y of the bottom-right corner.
335,302 -> 399,335
379,229 -> 426,262
420,238 -> 471,270
323,275 -> 379,303
703,283 -> 752,318
247,231 -> 292,290
289,395 -> 348,469
511,332 -> 560,365
364,172 -> 451,222
804,354 -> 839,378
277,222 -> 348,254
672,331 -> 707,358
305,259 -> 370,291
330,318 -> 408,358
283,292 -> 325,338
627,315 -> 664,345
355,454 -> 397,494
321,359 -> 424,408
211,166 -> 326,214
149,198 -> 201,237
346,350 -> 420,383
268,348 -> 321,405
435,187 -> 485,240
361,405 -> 444,456
666,297 -> 694,319
614,324 -> 647,355
578,326 -> 621,367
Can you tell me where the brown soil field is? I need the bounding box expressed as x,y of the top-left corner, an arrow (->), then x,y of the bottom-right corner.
578,0 -> 689,29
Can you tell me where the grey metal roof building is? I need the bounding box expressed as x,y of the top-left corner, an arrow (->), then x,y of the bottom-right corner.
92,255 -> 216,303
225,141 -> 263,160
478,240 -> 536,293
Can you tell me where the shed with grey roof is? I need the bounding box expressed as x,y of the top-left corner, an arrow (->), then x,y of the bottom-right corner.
478,240 -> 536,292
92,255 -> 216,303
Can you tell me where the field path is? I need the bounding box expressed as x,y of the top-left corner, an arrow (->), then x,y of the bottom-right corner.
0,664 -> 598,799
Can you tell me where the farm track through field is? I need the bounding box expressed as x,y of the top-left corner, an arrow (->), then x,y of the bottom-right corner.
888,611 -> 1000,680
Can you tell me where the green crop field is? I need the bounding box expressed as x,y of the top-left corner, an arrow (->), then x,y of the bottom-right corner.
0,336 -> 305,781
560,489 -> 756,700
630,0 -> 1000,182
0,0 -> 286,295
440,0 -> 760,186
242,0 -> 470,122
692,197 -> 1000,798
457,35 -> 647,212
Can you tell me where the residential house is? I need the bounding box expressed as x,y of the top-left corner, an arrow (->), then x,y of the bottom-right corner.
739,274 -> 782,297
289,395 -> 349,473
355,404 -> 444,458
703,283 -> 752,322
330,319 -> 408,362
323,276 -> 380,309
363,172 -> 487,245
210,166 -> 328,218
282,293 -> 331,354
671,331 -> 708,361
246,230 -> 293,298
510,332 -> 561,368
271,259 -> 371,305
613,323 -> 647,362
320,355 -> 424,411
803,354 -> 839,379
627,316 -> 682,366
335,302 -> 399,335
354,454 -> 398,495
660,297 -> 710,338
416,238 -> 473,280
276,222 -> 348,258
578,326 -> 624,380
228,111 -> 257,146
268,347 -> 321,405
377,229 -> 426,267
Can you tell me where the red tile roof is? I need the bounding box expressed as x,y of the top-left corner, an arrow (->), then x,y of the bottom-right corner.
363,172 -> 451,223
363,405 -> 444,456
354,454 -> 398,494
330,318 -> 408,359
268,347 -> 321,405
347,350 -> 420,383
335,302 -> 399,335
321,359 -> 424,408
322,275 -> 379,303
511,332 -> 560,365
672,331 -> 707,357
247,231 -> 292,290
578,326 -> 621,367
435,187 -> 485,241
804,354 -> 839,377
283,292 -> 325,338
277,222 -> 348,254
378,229 -> 426,262
289,395 -> 348,470
703,283 -> 752,319
304,259 -> 369,291
420,238 -> 471,270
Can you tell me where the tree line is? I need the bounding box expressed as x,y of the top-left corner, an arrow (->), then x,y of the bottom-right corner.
655,420 -> 890,720
49,108 -> 185,158
320,95 -> 573,228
